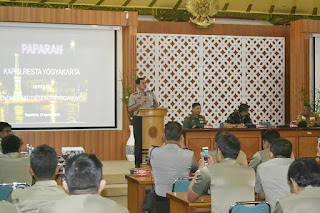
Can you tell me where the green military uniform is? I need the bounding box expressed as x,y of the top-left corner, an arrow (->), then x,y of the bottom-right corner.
0,201 -> 20,213
183,114 -> 206,129
274,187 -> 320,213
39,194 -> 129,213
248,148 -> 270,171
209,150 -> 248,166
297,112 -> 320,127
0,152 -> 32,185
9,180 -> 67,213
192,159 -> 255,213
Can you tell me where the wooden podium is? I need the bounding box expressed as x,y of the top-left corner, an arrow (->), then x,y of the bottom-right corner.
138,108 -> 167,151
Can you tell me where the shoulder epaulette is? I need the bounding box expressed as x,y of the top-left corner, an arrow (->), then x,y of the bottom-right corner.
187,115 -> 191,118
183,147 -> 192,151
147,90 -> 153,92
200,115 -> 205,118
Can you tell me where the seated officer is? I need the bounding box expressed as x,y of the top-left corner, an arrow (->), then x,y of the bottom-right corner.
297,104 -> 320,127
187,133 -> 255,213
0,201 -> 20,213
9,145 -> 67,213
0,135 -> 32,185
39,153 -> 128,213
209,131 -> 248,166
255,138 -> 293,212
274,158 -> 320,213
149,121 -> 198,213
249,130 -> 280,171
224,103 -> 254,128
183,103 -> 206,128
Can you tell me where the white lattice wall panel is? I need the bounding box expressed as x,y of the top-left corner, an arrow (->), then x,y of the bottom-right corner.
137,34 -> 285,127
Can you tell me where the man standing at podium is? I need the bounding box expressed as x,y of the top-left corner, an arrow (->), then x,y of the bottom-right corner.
128,78 -> 159,168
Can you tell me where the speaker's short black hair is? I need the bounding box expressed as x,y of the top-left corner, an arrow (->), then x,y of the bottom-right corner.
239,104 -> 249,113
192,103 -> 201,108
1,135 -> 21,154
164,121 -> 182,141
270,138 -> 292,158
65,153 -> 103,195
215,133 -> 240,159
288,158 -> 320,187
0,122 -> 11,132
135,78 -> 145,85
30,145 -> 58,180
262,130 -> 280,144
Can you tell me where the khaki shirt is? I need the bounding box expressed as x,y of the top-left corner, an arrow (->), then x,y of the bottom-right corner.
209,150 -> 248,166
39,194 -> 129,213
192,159 -> 255,213
255,158 -> 293,212
149,144 -> 198,197
274,187 -> 320,213
0,152 -> 32,185
128,90 -> 157,116
9,180 -> 67,213
0,201 -> 20,213
248,148 -> 270,171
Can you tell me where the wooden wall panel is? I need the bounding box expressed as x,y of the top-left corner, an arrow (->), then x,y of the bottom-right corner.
138,21 -> 291,124
0,7 -> 138,161
290,20 -> 320,121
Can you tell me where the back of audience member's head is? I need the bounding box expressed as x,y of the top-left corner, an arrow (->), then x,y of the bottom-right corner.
288,158 -> 320,188
270,138 -> 292,158
164,121 -> 182,142
64,153 -> 103,195
1,135 -> 21,154
30,145 -> 58,180
0,122 -> 11,132
262,130 -> 280,144
215,133 -> 240,159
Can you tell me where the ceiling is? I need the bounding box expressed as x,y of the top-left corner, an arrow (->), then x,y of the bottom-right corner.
1,0 -> 320,24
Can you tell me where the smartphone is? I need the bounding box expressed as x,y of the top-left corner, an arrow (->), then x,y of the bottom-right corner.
202,147 -> 209,162
318,138 -> 320,147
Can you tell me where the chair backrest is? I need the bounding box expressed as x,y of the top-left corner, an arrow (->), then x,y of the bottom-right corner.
0,186 -> 13,201
0,183 -> 30,201
229,201 -> 270,213
172,178 -> 192,192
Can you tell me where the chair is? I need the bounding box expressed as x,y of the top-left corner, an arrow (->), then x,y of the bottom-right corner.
0,183 -> 30,201
172,177 -> 192,192
229,201 -> 270,213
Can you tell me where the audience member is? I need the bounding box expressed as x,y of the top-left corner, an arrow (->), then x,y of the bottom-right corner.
0,135 -> 32,185
149,121 -> 198,213
9,145 -> 67,213
249,130 -> 280,170
187,133 -> 255,213
209,131 -> 248,165
274,158 -> 320,213
0,122 -> 12,153
255,138 -> 293,212
39,153 -> 128,213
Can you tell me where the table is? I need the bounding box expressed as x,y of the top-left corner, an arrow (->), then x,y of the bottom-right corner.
167,192 -> 211,213
125,175 -> 154,213
183,128 -> 320,160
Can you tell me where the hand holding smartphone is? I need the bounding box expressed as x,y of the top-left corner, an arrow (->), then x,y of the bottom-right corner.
202,147 -> 209,165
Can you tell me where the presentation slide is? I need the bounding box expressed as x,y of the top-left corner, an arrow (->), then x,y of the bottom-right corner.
0,22 -> 118,129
